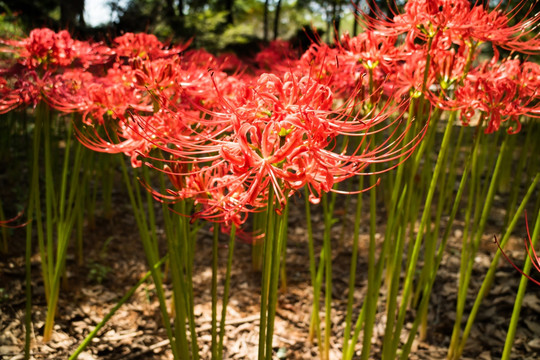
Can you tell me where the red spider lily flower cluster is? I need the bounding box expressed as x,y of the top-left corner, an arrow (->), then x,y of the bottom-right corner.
1,0 -> 538,225
154,71 -> 418,224
365,0 -> 540,53
438,59 -> 540,133
352,0 -> 540,132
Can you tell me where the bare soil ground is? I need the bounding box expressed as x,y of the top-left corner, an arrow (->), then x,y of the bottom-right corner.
1,170 -> 540,360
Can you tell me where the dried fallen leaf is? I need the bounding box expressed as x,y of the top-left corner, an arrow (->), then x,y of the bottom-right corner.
523,294 -> 540,313
528,338 -> 540,351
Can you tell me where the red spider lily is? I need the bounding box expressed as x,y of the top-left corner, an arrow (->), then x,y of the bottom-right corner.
10,28 -> 77,69
153,69 -> 423,223
132,56 -> 232,109
76,111 -> 174,168
429,47 -> 470,90
519,61 -> 540,99
338,30 -> 398,73
43,69 -> 96,113
386,50 -> 434,99
495,215 -> 540,286
0,70 -> 49,113
360,0 -> 472,38
96,58 -> 241,159
74,62 -> 237,171
0,28 -> 112,71
216,52 -> 246,73
79,63 -> 154,125
155,162 -> 256,226
255,40 -> 298,73
320,30 -> 396,101
183,49 -> 243,73
0,77 -> 23,113
435,59 -> 540,133
113,32 -> 190,60
297,41 -> 372,100
361,0 -> 540,53
0,29 -> 113,114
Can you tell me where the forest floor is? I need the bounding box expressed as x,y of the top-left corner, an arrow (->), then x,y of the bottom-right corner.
1,175 -> 540,360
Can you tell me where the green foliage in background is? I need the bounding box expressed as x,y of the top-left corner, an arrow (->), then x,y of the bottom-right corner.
0,2 -> 25,39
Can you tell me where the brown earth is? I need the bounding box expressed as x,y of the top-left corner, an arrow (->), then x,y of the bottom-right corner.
1,181 -> 540,360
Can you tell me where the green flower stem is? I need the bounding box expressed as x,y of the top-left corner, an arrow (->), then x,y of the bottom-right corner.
34,104 -> 49,304
312,247 -> 326,345
265,203 -> 286,359
345,296 -> 366,360
418,150 -> 453,318
24,102 -> 45,359
305,187 -> 322,348
258,186 -> 275,360
400,157 -> 472,360
217,224 -> 236,360
211,224 -> 219,359
141,166 -> 160,260
43,110 -> 54,305
179,199 -> 200,360
505,121 -> 534,227
381,97 -> 416,282
525,122 -> 540,187
342,177 -> 363,357
162,201 -> 189,359
384,109 -> 457,359
454,174 -> 540,359
69,255 -> 169,360
24,192 -> 35,360
43,119 -> 86,342
447,120 -> 485,359
381,190 -> 408,356
346,183 -> 407,360
322,192 -> 334,360
449,134 -> 509,360
100,153 -> 115,219
412,122 -> 455,313
280,203 -> 289,292
359,174 -> 378,360
76,148 -> 93,266
497,130 -> 517,194
83,150 -> 97,229
502,208 -> 540,360
118,157 -> 178,359
252,210 -> 265,271
443,125 -> 465,215
382,32 -> 438,309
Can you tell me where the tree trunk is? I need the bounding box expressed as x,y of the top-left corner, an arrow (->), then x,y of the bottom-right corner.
177,0 -> 184,17
331,0 -> 342,43
352,0 -> 361,36
225,0 -> 234,25
60,0 -> 85,28
335,1 -> 342,41
273,0 -> 282,40
263,0 -> 270,42
165,0 -> 175,17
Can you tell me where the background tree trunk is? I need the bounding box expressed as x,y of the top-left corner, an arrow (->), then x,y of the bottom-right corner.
352,0 -> 361,36
273,0 -> 282,40
60,0 -> 85,28
263,0 -> 270,42
225,0 -> 234,25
